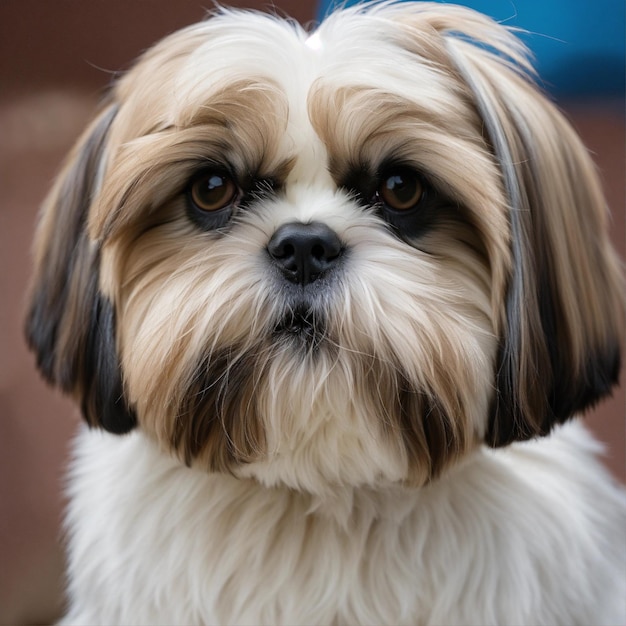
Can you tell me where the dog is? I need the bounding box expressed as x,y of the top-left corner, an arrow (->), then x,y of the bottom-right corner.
26,2 -> 625,624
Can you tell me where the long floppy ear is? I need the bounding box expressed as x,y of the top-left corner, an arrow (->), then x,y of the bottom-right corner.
25,104 -> 137,434
442,20 -> 624,445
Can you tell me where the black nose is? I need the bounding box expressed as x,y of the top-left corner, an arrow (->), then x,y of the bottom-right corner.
267,222 -> 343,286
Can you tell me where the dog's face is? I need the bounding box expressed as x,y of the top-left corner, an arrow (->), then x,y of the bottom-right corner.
26,3 -> 623,492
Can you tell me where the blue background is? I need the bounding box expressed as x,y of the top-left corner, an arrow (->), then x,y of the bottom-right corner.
317,0 -> 626,97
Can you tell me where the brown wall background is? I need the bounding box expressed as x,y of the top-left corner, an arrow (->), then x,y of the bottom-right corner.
1,2 -> 623,624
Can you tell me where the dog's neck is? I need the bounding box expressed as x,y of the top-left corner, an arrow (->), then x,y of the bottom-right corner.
181,442 -> 479,530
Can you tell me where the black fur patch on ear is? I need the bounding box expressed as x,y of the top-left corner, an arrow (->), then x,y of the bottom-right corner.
488,301 -> 622,448
25,103 -> 136,434
537,274 -> 622,425
26,234 -> 137,434
81,292 -> 137,434
26,105 -> 118,387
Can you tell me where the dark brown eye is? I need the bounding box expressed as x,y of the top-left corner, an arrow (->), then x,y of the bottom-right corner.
190,171 -> 237,212
378,169 -> 423,211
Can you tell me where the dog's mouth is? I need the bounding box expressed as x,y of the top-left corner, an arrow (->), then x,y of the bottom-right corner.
273,304 -> 327,348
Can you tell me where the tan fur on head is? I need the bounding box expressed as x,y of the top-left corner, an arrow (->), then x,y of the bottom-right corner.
26,2 -> 623,492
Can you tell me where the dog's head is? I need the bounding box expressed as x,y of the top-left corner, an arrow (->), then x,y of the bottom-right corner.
26,2 -> 623,491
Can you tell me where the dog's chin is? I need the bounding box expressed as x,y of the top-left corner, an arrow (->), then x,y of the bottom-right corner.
206,337 -> 412,492
176,305 -> 485,493
231,346 -> 413,494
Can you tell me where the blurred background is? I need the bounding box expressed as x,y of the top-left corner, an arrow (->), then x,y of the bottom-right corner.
0,1 -> 623,623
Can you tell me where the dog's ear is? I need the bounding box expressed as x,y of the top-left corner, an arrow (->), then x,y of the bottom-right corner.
25,104 -> 137,434
440,17 -> 624,445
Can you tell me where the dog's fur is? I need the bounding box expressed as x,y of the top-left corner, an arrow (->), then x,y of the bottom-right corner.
26,3 -> 625,624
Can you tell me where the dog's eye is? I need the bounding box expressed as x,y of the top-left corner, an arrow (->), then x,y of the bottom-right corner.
190,172 -> 237,212
378,169 -> 423,211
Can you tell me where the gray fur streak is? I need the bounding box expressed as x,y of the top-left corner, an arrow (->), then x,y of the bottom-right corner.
444,39 -> 526,359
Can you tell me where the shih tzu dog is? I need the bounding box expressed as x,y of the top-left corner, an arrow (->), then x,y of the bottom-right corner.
26,2 -> 625,624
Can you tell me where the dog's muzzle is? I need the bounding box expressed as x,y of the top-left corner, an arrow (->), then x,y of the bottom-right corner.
267,221 -> 344,346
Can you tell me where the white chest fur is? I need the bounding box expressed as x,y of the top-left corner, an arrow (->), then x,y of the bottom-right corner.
61,423 -> 625,626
